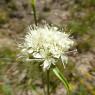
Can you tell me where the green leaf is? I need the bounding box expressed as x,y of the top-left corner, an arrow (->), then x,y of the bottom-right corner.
53,66 -> 70,94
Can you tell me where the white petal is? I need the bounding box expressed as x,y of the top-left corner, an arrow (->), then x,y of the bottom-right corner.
61,55 -> 68,68
21,48 -> 27,52
43,60 -> 50,71
42,58 -> 56,71
27,49 -> 33,53
33,52 -> 43,58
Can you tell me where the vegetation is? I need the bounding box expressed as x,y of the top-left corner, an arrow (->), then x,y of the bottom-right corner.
0,0 -> 95,95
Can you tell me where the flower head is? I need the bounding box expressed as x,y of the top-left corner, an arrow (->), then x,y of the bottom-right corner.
19,25 -> 74,71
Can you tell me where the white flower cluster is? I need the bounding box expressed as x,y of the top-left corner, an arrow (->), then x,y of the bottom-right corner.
19,25 -> 74,71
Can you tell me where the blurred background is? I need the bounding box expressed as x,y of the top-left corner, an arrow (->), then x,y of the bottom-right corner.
0,0 -> 95,95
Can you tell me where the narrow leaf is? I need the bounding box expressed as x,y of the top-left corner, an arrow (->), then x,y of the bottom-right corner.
53,66 -> 70,94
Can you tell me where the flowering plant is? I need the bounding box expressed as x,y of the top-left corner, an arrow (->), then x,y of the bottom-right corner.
18,0 -> 75,94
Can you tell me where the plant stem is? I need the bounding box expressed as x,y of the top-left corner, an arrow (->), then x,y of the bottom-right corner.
39,65 -> 46,95
47,70 -> 50,95
41,72 -> 46,95
31,0 -> 37,26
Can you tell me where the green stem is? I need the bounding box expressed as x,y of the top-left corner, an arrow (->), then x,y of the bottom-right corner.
42,72 -> 46,95
47,70 -> 50,95
31,0 -> 37,25
39,65 -> 46,95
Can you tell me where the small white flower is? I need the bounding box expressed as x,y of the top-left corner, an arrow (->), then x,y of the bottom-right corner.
43,58 -> 55,71
19,25 -> 74,71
